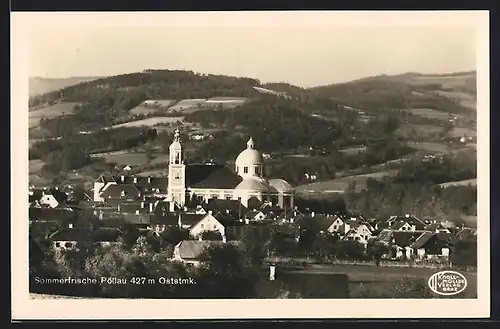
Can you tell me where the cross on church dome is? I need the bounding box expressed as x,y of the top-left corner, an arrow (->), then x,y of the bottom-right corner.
247,137 -> 255,149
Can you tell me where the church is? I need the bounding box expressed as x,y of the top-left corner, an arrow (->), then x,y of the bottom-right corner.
167,129 -> 295,210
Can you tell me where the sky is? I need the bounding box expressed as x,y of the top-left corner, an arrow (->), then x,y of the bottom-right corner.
22,11 -> 481,88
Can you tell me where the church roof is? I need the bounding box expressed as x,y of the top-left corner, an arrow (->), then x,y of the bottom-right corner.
235,177 -> 269,192
185,164 -> 242,189
269,178 -> 294,193
235,137 -> 263,165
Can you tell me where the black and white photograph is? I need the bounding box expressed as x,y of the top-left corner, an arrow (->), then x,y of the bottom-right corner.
12,10 -> 490,319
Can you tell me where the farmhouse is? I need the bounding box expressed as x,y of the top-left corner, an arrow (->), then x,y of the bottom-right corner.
172,240 -> 244,266
48,226 -> 123,250
166,129 -> 295,211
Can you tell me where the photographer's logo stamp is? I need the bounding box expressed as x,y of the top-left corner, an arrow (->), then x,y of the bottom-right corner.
428,271 -> 468,296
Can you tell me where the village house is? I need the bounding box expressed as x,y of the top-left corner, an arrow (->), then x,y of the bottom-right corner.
172,240 -> 243,266
424,222 -> 452,234
375,214 -> 427,232
48,226 -> 123,250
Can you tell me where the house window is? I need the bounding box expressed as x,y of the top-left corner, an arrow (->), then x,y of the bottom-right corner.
174,171 -> 180,179
226,196 -> 231,200
201,224 -> 204,229
254,167 -> 260,175
244,167 -> 248,174
213,225 -> 216,229
333,225 -> 337,230
55,242 -> 60,247
65,242 -> 73,248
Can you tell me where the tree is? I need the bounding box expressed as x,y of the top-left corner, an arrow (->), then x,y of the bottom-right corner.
200,231 -> 223,241
160,226 -> 191,246
197,243 -> 260,298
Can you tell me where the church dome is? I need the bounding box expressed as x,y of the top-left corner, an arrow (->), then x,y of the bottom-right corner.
235,177 -> 269,192
169,128 -> 182,150
269,178 -> 294,193
235,137 -> 263,166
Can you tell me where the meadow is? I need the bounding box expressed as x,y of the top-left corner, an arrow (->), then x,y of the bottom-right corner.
295,170 -> 399,194
29,102 -> 82,128
403,108 -> 457,120
99,152 -> 169,166
447,127 -> 477,138
129,100 -> 176,115
105,116 -> 185,129
285,264 -> 477,298
434,90 -> 476,110
438,178 -> 477,188
338,146 -> 368,155
395,124 -> 444,139
408,142 -> 452,154
166,99 -> 207,113
29,160 -> 44,174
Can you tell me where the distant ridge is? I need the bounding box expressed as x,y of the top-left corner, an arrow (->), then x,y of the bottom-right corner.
29,76 -> 105,97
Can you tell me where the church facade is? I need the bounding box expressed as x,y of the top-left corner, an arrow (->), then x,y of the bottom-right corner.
166,129 -> 294,210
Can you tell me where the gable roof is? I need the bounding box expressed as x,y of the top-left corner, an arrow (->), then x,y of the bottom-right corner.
410,231 -> 435,249
100,184 -> 141,200
95,173 -> 116,184
388,215 -> 426,228
185,164 -> 242,189
123,213 -> 152,225
206,199 -> 247,215
392,231 -> 422,247
175,240 -> 244,260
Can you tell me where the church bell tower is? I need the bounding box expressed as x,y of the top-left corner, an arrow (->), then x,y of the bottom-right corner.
167,129 -> 186,206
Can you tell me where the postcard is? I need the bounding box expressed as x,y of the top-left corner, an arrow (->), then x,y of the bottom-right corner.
11,10 -> 490,320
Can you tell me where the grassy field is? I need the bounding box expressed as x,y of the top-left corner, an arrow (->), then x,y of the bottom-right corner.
29,160 -> 44,174
290,264 -> 477,298
100,152 -> 169,166
29,102 -> 82,128
408,142 -> 452,153
105,116 -> 185,129
395,124 -> 444,139
338,146 -> 367,155
295,170 -> 399,194
129,100 -> 176,115
434,90 -> 476,110
136,169 -> 167,177
404,108 -> 457,120
438,178 -> 477,188
167,99 -> 206,113
447,127 -> 477,138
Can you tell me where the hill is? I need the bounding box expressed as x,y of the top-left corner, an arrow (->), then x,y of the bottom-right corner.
29,76 -> 104,97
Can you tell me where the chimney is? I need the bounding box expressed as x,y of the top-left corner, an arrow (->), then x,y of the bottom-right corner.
121,175 -> 125,183
208,210 -> 213,215
149,203 -> 153,213
148,176 -> 151,183
239,218 -> 243,222
141,201 -> 145,208
68,223 -> 73,229
222,235 -> 227,243
269,265 -> 276,281
133,177 -> 137,184
405,213 -> 410,218
178,213 -> 182,227
290,218 -> 294,224
135,210 -> 140,215
198,235 -> 203,241
226,209 -> 230,214
311,212 -> 315,217
245,218 -> 249,225
117,204 -> 121,212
